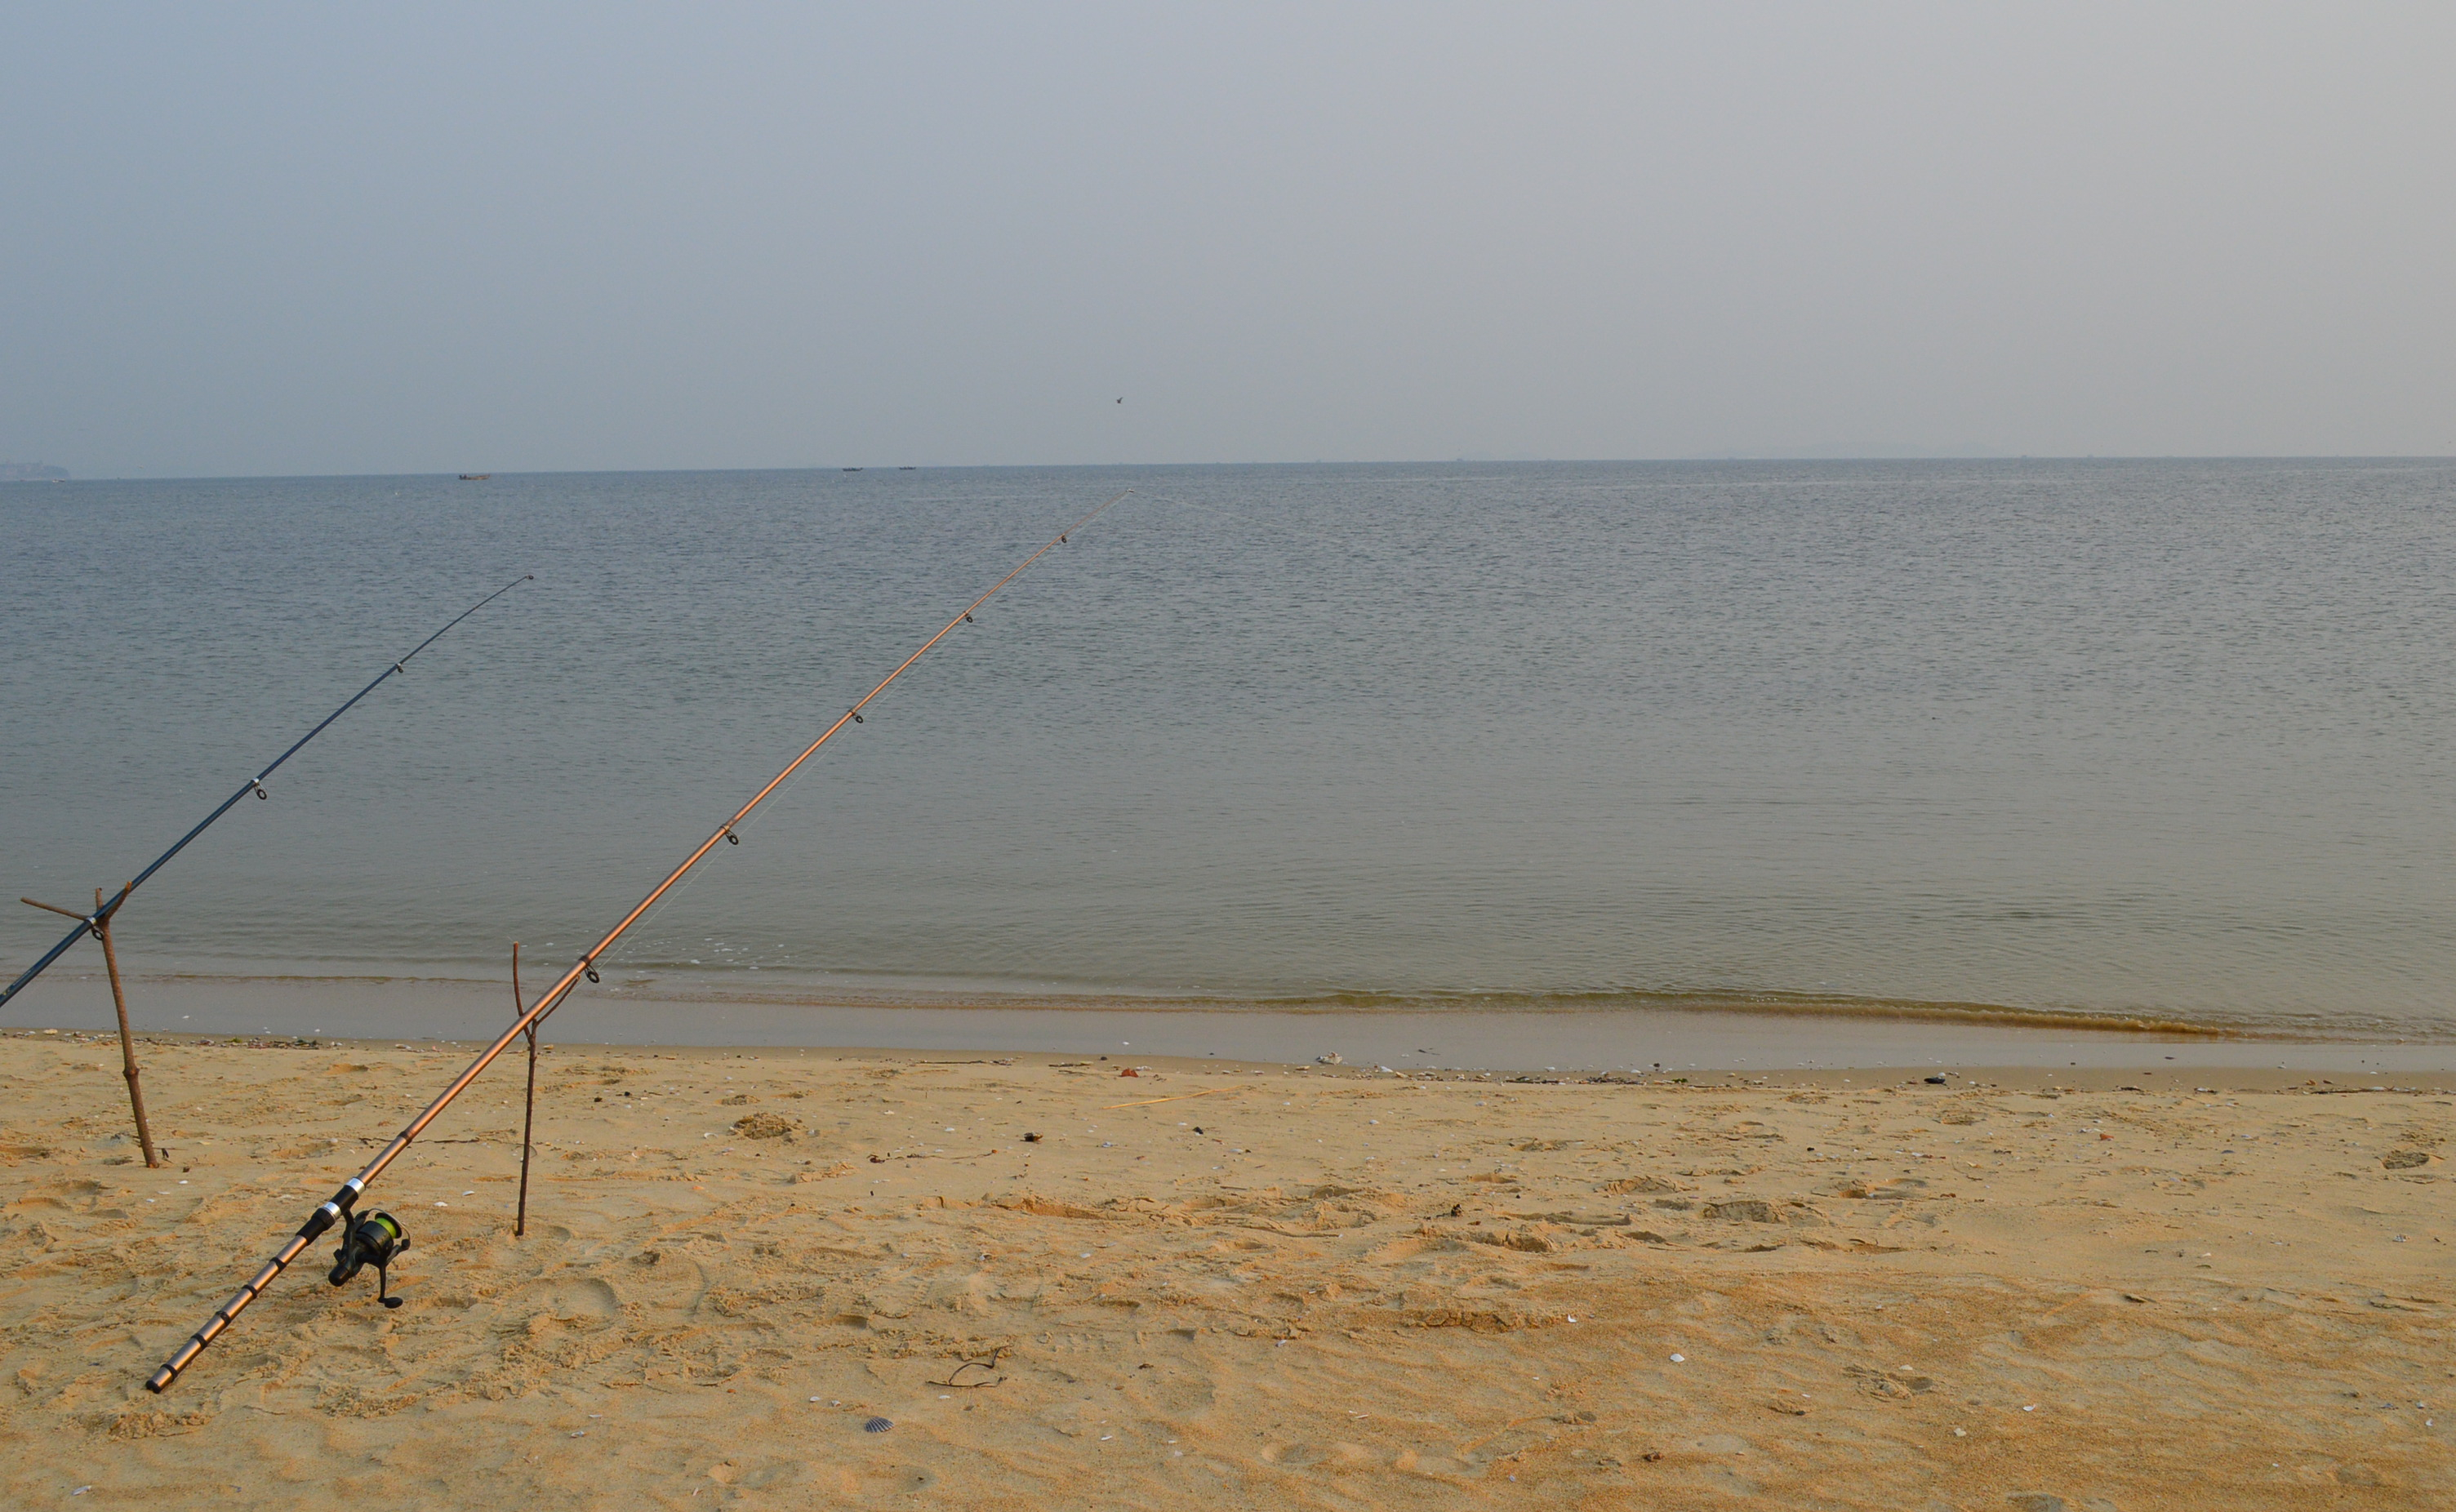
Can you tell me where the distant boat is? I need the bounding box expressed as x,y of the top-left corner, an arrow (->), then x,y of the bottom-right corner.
843,467 -> 864,472
457,474 -> 490,481
898,465 -> 916,470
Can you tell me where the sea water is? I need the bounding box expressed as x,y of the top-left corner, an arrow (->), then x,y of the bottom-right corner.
3,460 -> 2451,1040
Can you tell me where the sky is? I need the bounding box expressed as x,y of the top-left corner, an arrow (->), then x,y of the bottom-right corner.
3,3 -> 2451,477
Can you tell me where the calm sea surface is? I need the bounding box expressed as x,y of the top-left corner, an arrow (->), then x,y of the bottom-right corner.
3,460 -> 2451,1039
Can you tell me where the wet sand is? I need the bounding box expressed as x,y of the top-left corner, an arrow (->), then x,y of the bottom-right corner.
2,1032 -> 2449,1508
11,967 -> 2456,1075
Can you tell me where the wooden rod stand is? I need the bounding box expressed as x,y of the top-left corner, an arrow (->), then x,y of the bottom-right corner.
20,892 -> 162,1168
512,942 -> 538,1237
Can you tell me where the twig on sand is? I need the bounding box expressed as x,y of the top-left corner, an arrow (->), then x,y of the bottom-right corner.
931,1349 -> 1009,1389
1101,1084 -> 1252,1111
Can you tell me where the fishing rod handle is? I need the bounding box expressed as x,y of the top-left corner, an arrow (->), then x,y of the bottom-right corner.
148,959 -> 581,1392
147,1178 -> 364,1392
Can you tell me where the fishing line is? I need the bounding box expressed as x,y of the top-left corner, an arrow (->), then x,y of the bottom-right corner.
0,573 -> 536,1010
589,491 -> 1099,983
587,772 -> 795,981
145,491 -> 1132,1393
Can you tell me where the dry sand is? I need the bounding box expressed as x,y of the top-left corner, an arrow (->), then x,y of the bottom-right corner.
2,1030 -> 2449,1509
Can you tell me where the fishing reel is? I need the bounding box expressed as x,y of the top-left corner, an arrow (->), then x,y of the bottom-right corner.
328,1210 -> 410,1309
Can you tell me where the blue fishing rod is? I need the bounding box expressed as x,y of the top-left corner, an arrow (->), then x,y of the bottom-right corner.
0,572 -> 535,1009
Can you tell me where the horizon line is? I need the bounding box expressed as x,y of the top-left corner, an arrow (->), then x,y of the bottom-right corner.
11,453 -> 2456,484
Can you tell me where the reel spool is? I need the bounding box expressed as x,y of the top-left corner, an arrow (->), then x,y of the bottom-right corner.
327,1211 -> 410,1309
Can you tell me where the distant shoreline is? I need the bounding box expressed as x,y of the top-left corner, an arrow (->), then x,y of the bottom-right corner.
14,455 -> 2455,483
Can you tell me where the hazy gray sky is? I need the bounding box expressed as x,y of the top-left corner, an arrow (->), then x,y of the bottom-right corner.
4,3 -> 2450,475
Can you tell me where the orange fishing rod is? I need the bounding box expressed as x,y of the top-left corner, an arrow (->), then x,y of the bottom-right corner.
146,489 -> 1132,1393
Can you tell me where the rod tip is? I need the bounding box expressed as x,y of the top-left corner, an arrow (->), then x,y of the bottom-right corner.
144,1367 -> 175,1394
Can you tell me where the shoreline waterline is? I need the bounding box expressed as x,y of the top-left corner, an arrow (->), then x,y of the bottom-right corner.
8,967 -> 2452,1074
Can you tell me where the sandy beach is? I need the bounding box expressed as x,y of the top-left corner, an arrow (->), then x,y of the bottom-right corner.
2,1030 -> 2449,1509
